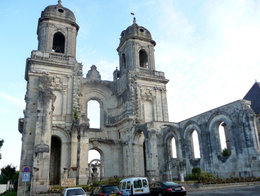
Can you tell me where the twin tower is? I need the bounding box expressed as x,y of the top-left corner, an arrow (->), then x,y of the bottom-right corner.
18,1 -> 169,195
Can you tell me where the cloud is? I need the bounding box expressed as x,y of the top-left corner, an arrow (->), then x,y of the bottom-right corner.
0,91 -> 25,113
146,0 -> 260,121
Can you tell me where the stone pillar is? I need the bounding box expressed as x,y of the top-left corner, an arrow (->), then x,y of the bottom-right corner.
31,75 -> 55,194
78,123 -> 89,185
145,133 -> 159,181
69,126 -> 78,177
17,76 -> 38,196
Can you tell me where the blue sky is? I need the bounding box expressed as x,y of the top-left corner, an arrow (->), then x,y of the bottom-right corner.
0,0 -> 259,169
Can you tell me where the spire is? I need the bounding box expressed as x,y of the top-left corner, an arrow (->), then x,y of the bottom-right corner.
58,0 -> 62,6
133,17 -> 136,24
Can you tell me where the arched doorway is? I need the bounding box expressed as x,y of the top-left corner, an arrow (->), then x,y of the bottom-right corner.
49,136 -> 61,185
88,149 -> 102,181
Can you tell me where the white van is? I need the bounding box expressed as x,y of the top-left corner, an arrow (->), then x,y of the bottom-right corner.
119,177 -> 150,196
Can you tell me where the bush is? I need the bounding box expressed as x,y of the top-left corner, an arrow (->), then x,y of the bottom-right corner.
222,148 -> 229,157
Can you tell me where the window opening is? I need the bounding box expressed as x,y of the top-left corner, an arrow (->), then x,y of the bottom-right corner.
52,32 -> 65,53
88,149 -> 100,163
127,181 -> 130,189
122,53 -> 126,69
218,121 -> 231,155
139,49 -> 148,68
88,100 -> 100,129
171,137 -> 177,158
142,179 -> 148,187
191,130 -> 200,158
134,179 -> 142,188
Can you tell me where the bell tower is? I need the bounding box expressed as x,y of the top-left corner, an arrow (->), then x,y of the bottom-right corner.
18,1 -> 82,195
37,0 -> 79,56
117,17 -> 156,74
115,18 -> 169,123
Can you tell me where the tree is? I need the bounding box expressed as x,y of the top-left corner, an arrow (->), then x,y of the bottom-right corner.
0,165 -> 17,184
0,139 -> 3,160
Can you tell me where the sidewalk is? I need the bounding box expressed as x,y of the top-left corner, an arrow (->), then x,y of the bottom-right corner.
183,181 -> 260,192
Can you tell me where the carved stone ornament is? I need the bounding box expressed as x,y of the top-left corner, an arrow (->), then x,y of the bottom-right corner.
35,143 -> 49,153
86,65 -> 101,80
39,75 -> 55,102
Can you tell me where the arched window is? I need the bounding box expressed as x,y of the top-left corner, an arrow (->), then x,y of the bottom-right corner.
191,130 -> 200,158
218,121 -> 231,155
88,149 -> 101,163
122,53 -> 126,69
87,100 -> 100,129
139,49 -> 148,68
171,137 -> 177,158
52,32 -> 65,53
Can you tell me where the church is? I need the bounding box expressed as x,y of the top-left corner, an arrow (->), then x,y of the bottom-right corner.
18,1 -> 260,195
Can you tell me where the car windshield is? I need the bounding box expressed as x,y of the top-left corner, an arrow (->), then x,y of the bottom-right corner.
67,189 -> 85,196
163,182 -> 179,187
102,186 -> 119,193
134,179 -> 142,188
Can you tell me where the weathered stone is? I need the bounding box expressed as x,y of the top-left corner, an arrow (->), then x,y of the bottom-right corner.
17,2 -> 260,196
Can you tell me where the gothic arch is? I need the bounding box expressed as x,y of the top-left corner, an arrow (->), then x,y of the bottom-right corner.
183,122 -> 202,160
208,113 -> 233,157
163,128 -> 182,159
52,129 -> 70,179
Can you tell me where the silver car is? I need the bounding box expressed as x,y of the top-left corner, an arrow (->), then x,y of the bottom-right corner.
62,187 -> 87,196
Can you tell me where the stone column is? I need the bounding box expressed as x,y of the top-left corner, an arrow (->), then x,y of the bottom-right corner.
77,123 -> 89,185
31,75 -> 55,194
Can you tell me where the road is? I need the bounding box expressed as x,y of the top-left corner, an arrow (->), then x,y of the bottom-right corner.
187,184 -> 260,196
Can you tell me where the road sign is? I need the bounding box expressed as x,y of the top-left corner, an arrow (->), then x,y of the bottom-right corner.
23,166 -> 30,172
22,172 -> 30,182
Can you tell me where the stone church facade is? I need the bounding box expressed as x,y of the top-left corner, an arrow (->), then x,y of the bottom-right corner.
17,1 -> 260,195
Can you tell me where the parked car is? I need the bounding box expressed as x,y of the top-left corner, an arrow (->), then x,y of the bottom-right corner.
61,187 -> 87,196
119,177 -> 150,196
150,181 -> 186,196
90,184 -> 121,196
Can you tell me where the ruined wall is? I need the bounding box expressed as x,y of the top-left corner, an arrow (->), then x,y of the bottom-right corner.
159,100 -> 260,180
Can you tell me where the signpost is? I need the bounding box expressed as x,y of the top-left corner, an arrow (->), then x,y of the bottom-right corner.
22,166 -> 30,196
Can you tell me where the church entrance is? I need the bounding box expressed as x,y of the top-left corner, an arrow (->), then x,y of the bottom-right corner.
49,136 -> 61,185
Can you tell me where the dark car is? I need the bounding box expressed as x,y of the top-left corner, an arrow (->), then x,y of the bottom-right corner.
91,185 -> 122,196
150,181 -> 186,196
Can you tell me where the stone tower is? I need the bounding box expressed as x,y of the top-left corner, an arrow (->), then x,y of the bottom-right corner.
18,1 -> 83,194
116,17 -> 169,123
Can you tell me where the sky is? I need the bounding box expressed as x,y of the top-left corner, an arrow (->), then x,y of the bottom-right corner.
0,0 -> 259,170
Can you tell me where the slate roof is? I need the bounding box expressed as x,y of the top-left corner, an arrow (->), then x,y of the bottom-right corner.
243,82 -> 260,114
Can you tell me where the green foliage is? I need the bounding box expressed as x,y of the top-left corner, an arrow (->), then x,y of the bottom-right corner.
198,172 -> 218,183
192,167 -> 201,177
185,167 -> 202,181
107,177 -> 122,185
0,165 -> 19,191
73,108 -> 79,121
222,148 -> 229,157
0,191 -> 17,196
0,139 -> 4,160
